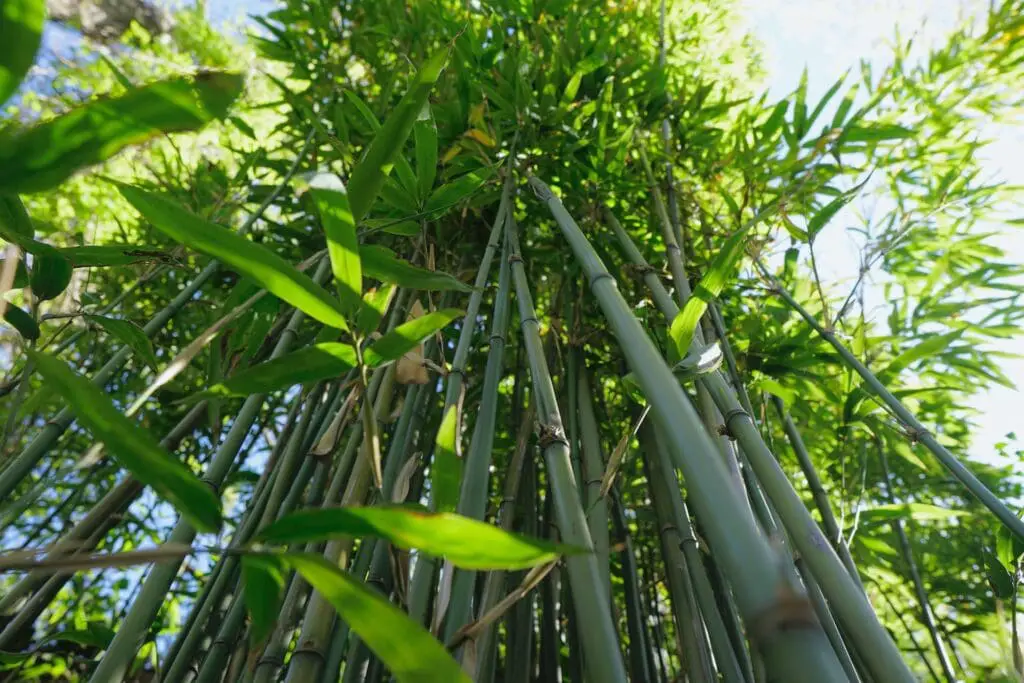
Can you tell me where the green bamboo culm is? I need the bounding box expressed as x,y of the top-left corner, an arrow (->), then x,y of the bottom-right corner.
528,173 -> 853,682
505,197 -> 630,683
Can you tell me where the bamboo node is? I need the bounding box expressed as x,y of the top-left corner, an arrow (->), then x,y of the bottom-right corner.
508,253 -> 524,264
721,408 -> 749,439
537,422 -> 569,449
588,271 -> 616,288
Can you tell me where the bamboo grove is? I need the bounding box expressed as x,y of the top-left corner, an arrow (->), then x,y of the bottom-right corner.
1,0 -> 1023,681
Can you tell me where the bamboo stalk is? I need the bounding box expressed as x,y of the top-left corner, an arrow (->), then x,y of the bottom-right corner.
506,208 -> 629,683
643,419 -> 743,683
771,396 -> 863,588
87,260 -> 332,683
760,264 -> 1024,544
443,223 -> 512,640
611,489 -> 654,683
877,438 -> 958,683
529,173 -> 851,681
576,355 -> 612,597
600,197 -> 914,681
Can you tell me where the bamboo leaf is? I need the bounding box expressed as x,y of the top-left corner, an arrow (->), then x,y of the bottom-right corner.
241,554 -> 286,646
996,518 -> 1024,572
792,67 -> 808,138
305,173 -> 362,311
415,105 -> 438,200
3,304 -> 38,340
840,123 -> 914,144
861,503 -> 967,524
117,184 -> 350,330
85,315 -> 158,370
57,245 -> 167,267
877,331 -> 965,384
432,406 -> 462,513
28,350 -> 222,532
0,194 -> 34,245
348,46 -> 450,221
985,552 -> 1015,599
425,169 -> 492,216
193,343 -> 357,399
0,73 -> 243,193
280,552 -> 471,683
362,245 -> 471,292
364,308 -> 461,366
258,506 -> 579,570
0,0 -> 44,106
669,228 -> 749,357
29,251 -> 72,300
356,283 -> 396,336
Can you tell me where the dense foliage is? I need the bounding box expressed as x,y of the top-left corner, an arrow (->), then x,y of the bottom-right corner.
1,0 -> 1023,681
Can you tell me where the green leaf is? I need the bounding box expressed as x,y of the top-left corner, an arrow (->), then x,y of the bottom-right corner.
806,71 -> 847,132
425,169 -> 492,216
760,100 -> 788,140
363,218 -> 420,237
117,184 -> 349,331
28,350 -> 221,532
3,304 -> 38,340
85,315 -> 158,370
241,554 -> 286,646
807,194 -> 852,242
840,123 -> 913,144
348,46 -> 450,221
194,343 -> 357,399
356,283 -> 395,336
259,506 -> 575,570
0,194 -> 35,245
793,67 -> 808,139
669,228 -> 749,357
29,251 -> 72,300
364,308 -> 461,366
861,503 -> 967,524
280,552 -> 470,683
57,244 -> 167,267
0,0 -> 44,106
0,73 -> 244,193
432,406 -> 462,513
362,245 -> 470,292
415,105 -> 438,200
877,331 -> 965,384
985,552 -> 1015,599
305,173 -> 362,312
996,515 -> 1024,572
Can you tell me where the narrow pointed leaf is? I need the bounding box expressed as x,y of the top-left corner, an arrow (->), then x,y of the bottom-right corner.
29,251 -> 72,300
669,228 -> 748,357
306,173 -> 362,311
364,308 -> 461,366
0,73 -> 243,192
241,554 -> 286,646
348,46 -> 450,221
0,194 -> 35,244
425,169 -> 492,216
117,183 -> 349,330
58,244 -> 167,267
194,343 -> 357,399
86,315 -> 158,370
356,282 -> 396,336
281,552 -> 470,683
432,405 -> 462,513
362,245 -> 471,292
415,105 -> 438,200
259,506 -> 579,570
3,304 -> 38,340
0,0 -> 44,106
28,350 -> 222,532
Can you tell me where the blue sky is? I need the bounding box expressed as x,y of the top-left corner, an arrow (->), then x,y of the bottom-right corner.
738,0 -> 1024,467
